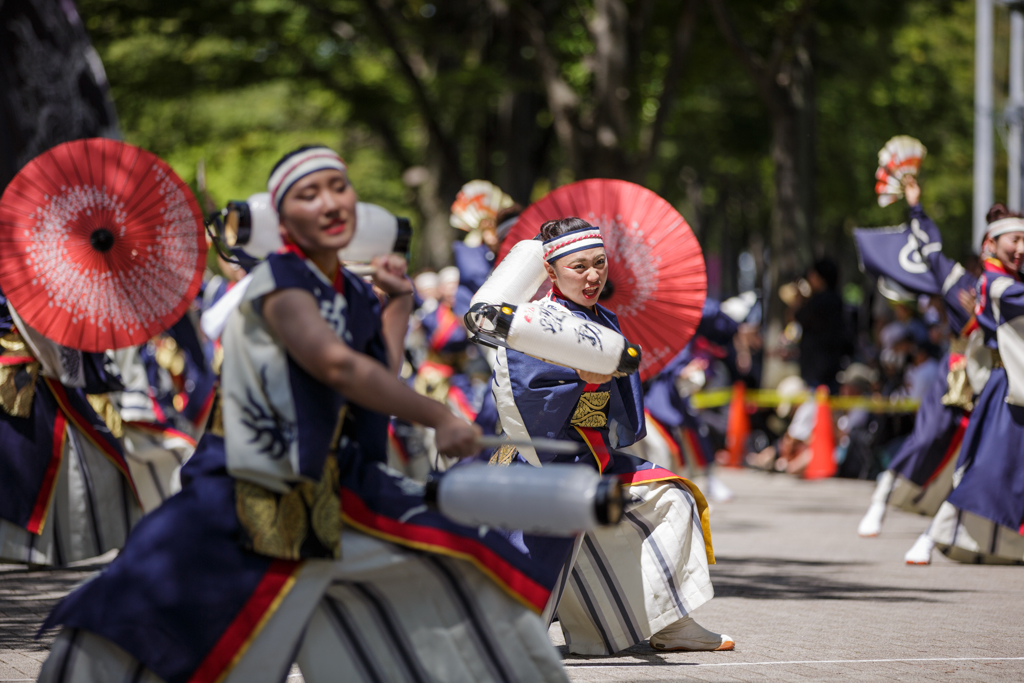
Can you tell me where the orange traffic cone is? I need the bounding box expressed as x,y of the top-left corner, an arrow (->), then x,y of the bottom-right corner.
725,381 -> 750,468
803,385 -> 837,479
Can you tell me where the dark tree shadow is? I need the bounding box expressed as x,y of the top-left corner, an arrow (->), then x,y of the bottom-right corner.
0,565 -> 101,652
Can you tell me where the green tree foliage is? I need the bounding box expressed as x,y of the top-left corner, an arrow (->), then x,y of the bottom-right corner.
77,0 -> 990,289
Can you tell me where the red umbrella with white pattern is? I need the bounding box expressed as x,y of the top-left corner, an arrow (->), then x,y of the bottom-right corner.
0,138 -> 206,351
498,178 -> 706,382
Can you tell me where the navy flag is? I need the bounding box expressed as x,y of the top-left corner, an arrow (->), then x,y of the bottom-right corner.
854,220 -> 943,296
855,207 -> 978,334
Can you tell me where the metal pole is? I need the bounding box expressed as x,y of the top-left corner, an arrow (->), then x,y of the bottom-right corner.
1010,8 -> 1024,211
975,0 -> 995,249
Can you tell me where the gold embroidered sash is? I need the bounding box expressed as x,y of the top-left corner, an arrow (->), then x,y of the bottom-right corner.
0,332 -> 39,418
236,455 -> 341,560
570,391 -> 610,428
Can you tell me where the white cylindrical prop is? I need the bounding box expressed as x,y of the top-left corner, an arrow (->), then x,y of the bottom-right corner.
505,302 -> 641,375
219,191 -> 282,259
470,239 -> 547,309
428,463 -> 623,535
340,202 -> 402,263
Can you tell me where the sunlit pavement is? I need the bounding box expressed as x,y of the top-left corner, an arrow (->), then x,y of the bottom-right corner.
4,469 -> 1024,682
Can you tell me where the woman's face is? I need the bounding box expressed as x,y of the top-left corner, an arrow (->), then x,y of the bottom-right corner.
986,231 -> 1024,273
545,246 -> 608,307
278,168 -> 357,255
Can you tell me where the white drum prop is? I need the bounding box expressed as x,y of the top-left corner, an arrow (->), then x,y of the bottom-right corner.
218,196 -> 411,263
222,192 -> 282,259
426,463 -> 624,535
470,239 -> 548,309
467,300 -> 642,376
340,202 -> 412,262
202,200 -> 411,340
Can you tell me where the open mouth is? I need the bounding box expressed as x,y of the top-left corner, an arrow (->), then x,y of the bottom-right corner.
582,284 -> 599,299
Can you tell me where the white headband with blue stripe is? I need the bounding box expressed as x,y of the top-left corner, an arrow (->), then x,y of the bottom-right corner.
268,147 -> 347,211
543,227 -> 604,264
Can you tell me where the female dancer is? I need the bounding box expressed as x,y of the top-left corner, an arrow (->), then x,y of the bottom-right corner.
488,217 -> 733,654
855,177 -> 977,564
0,289 -> 140,566
38,146 -> 569,683
927,206 -> 1024,563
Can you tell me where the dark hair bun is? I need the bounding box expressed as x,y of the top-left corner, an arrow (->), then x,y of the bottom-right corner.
986,203 -> 1023,224
539,217 -> 593,241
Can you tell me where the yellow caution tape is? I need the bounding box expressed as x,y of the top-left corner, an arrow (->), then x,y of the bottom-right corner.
689,388 -> 920,413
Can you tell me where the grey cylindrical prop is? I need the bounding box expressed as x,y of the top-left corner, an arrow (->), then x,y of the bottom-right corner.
427,464 -> 624,536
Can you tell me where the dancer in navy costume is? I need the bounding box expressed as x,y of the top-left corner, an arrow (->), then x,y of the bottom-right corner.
0,288 -> 140,566
854,177 -> 979,564
38,146 -> 569,683
484,217 -> 732,655
928,204 -> 1024,564
644,299 -> 746,502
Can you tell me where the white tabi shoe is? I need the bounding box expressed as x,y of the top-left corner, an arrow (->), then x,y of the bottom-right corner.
649,615 -> 735,652
706,475 -> 734,503
858,501 -> 886,537
904,533 -> 935,565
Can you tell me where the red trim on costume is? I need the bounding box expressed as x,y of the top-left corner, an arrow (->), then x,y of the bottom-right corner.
123,421 -> 197,448
0,355 -> 35,366
148,388 -> 167,424
280,235 -> 345,294
189,559 -> 301,683
574,426 -> 611,473
682,427 -> 708,468
418,360 -> 454,378
388,422 -> 410,464
644,410 -> 683,469
582,383 -> 602,392
923,415 -> 968,487
340,488 -> 551,613
447,385 -> 477,421
44,379 -> 140,504
26,412 -> 67,534
982,257 -> 1011,275
430,304 -> 460,352
191,386 -> 217,428
618,467 -> 683,486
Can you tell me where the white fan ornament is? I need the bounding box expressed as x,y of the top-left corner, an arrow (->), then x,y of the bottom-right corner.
875,135 -> 927,207
450,180 -> 514,234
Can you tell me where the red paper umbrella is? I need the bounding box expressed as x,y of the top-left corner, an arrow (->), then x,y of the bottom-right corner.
499,178 -> 706,382
0,138 -> 206,351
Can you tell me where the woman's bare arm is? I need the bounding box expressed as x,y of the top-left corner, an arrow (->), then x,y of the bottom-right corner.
263,288 -> 479,456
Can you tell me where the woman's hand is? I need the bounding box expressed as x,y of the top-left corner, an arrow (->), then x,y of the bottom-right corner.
434,414 -> 483,459
903,176 -> 921,207
577,369 -> 614,385
370,254 -> 413,297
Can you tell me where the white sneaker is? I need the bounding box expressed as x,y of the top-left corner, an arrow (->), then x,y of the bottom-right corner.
649,615 -> 734,652
706,475 -> 734,503
857,501 -> 886,537
904,533 -> 935,565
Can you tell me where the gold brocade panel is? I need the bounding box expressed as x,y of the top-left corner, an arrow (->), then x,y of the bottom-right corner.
86,394 -> 124,439
0,332 -> 40,418
570,391 -> 610,428
236,455 -> 342,560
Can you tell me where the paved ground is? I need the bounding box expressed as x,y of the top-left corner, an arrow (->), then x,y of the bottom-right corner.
3,469 -> 1024,682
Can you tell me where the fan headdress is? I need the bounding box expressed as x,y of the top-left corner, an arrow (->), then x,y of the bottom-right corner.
542,226 -> 604,264
267,146 -> 347,212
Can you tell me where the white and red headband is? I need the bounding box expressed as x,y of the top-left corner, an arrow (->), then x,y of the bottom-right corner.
543,226 -> 604,263
267,147 -> 347,211
985,217 -> 1024,242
